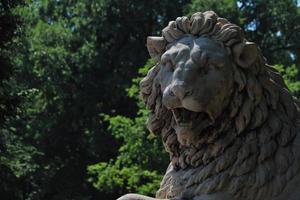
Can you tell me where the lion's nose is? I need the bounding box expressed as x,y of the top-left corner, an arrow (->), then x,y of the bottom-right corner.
171,83 -> 192,100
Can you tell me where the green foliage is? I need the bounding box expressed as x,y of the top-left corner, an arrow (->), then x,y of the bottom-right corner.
0,1 -> 27,199
274,64 -> 300,95
0,133 -> 41,178
88,60 -> 168,196
88,162 -> 162,195
185,0 -> 240,21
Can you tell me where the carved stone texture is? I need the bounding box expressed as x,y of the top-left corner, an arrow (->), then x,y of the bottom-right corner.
117,11 -> 300,200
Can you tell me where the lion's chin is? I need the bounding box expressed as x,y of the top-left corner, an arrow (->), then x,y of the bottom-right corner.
171,108 -> 212,147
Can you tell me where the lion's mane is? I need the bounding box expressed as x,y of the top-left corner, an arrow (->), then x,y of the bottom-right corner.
140,11 -> 300,200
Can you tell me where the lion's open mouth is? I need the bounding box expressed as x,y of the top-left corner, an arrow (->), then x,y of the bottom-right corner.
171,108 -> 208,128
171,108 -> 213,146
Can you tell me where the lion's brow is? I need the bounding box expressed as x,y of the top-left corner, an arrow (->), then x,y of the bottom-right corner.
162,48 -> 190,65
173,48 -> 190,63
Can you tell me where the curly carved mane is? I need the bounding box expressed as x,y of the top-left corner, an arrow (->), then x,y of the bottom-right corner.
140,11 -> 300,200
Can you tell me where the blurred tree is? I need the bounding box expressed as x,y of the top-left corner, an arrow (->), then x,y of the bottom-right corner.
0,0 -> 24,199
88,60 -> 169,197
186,0 -> 300,68
8,0 -> 189,199
0,0 -> 20,131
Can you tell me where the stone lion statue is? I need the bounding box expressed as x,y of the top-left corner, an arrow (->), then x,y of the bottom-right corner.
118,11 -> 300,200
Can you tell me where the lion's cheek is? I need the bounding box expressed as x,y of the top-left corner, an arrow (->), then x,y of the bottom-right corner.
181,77 -> 230,118
158,71 -> 173,92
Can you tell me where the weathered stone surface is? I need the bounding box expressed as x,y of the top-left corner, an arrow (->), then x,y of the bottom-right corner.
117,11 -> 300,200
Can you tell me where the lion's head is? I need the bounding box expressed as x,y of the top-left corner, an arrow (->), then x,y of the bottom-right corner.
140,11 -> 298,174
153,35 -> 236,147
138,11 -> 300,200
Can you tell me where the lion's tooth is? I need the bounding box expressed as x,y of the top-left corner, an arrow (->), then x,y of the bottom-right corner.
172,109 -> 180,122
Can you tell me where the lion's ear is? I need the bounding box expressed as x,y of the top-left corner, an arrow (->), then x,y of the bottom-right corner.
233,42 -> 258,68
147,36 -> 166,62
